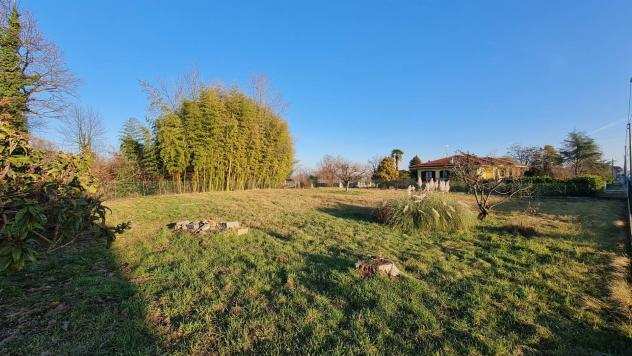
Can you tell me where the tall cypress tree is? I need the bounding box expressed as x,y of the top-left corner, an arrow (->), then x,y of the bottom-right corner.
0,7 -> 35,133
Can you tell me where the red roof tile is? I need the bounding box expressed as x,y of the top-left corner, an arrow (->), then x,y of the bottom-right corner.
410,154 -> 523,169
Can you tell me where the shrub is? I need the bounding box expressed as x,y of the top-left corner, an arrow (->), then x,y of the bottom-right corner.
523,175 -> 605,196
0,124 -> 129,272
373,157 -> 399,181
375,193 -> 476,234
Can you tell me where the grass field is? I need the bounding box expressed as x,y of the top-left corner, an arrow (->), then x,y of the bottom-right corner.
1,189 -> 631,354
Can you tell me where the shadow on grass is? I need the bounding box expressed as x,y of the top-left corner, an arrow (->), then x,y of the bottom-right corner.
263,228 -> 293,241
0,241 -> 159,354
317,203 -> 376,223
496,196 -> 597,216
489,197 -> 632,352
479,224 -> 542,238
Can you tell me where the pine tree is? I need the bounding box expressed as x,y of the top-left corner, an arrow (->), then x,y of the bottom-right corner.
0,7 -> 35,132
560,131 -> 602,175
408,155 -> 422,178
408,155 -> 422,169
120,118 -> 145,163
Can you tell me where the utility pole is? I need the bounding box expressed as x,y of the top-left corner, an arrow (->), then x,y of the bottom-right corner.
625,122 -> 632,182
627,77 -> 632,184
624,144 -> 628,182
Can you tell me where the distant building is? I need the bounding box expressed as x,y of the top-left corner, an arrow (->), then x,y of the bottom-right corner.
410,154 -> 527,182
316,180 -> 343,188
315,179 -> 373,188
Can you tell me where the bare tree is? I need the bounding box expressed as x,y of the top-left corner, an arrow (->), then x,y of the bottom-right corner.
249,74 -> 288,114
507,144 -> 541,167
316,155 -> 368,191
368,155 -> 382,177
290,165 -> 314,188
1,1 -> 78,128
314,155 -> 338,186
57,105 -> 106,154
333,158 -> 369,191
140,68 -> 203,118
29,135 -> 57,152
452,152 -> 531,220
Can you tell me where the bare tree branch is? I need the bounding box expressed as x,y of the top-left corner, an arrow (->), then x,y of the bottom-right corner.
139,68 -> 203,119
249,74 -> 288,115
451,151 -> 531,220
57,105 -> 106,154
315,155 -> 369,190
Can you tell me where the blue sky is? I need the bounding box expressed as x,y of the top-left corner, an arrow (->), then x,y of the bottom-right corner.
29,0 -> 632,168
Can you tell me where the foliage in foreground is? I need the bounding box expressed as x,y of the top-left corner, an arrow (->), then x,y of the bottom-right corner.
0,124 -> 128,272
375,193 -> 476,233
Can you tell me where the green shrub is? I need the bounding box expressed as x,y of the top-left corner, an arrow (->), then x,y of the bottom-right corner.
375,193 -> 476,234
0,124 -> 129,272
524,175 -> 605,196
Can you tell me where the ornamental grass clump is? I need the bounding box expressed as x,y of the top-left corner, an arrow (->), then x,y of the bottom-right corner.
375,193 -> 475,234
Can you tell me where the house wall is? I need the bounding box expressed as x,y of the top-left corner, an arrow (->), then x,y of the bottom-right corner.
414,168 -> 451,181
414,165 -> 524,181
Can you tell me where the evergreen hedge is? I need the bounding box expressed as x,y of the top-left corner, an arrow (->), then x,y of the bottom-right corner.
449,175 -> 606,197
523,175 -> 606,196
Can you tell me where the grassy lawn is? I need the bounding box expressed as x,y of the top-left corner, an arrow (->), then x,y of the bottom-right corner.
2,189 -> 631,354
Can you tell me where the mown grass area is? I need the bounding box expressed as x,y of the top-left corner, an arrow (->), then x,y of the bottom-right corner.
2,189 -> 631,354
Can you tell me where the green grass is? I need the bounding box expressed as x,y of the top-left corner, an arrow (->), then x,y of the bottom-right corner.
2,189 -> 631,354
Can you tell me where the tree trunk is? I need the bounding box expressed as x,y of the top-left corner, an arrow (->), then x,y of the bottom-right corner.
477,208 -> 488,220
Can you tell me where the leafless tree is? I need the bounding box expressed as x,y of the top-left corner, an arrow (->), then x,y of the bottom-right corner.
368,155 -> 382,177
140,68 -> 203,118
250,74 -> 288,114
290,165 -> 314,188
57,105 -> 106,154
1,1 -> 78,128
333,158 -> 369,191
316,155 -> 368,191
507,144 -> 541,167
29,135 -> 58,152
315,155 -> 338,186
452,152 -> 531,220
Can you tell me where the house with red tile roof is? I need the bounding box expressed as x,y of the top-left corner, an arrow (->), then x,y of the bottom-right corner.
409,154 -> 527,182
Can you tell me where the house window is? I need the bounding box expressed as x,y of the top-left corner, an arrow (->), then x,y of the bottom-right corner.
424,171 -> 434,180
439,170 -> 450,180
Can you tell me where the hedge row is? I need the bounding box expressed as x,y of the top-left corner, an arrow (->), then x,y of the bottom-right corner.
447,175 -> 606,197
522,175 -> 606,197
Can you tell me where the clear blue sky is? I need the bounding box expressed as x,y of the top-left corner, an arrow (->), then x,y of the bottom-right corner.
29,0 -> 632,168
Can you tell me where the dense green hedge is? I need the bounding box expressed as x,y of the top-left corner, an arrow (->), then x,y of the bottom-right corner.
448,175 -> 606,197
523,175 -> 606,196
